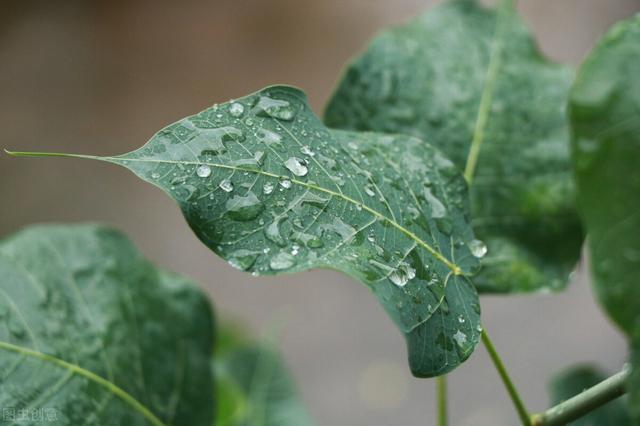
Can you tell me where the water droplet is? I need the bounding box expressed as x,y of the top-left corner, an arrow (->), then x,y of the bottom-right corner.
265,216 -> 287,247
229,102 -> 244,117
255,95 -> 296,121
468,239 -> 487,258
279,178 -> 292,189
457,315 -> 465,323
301,145 -> 315,156
150,172 -> 161,179
364,184 -> 376,197
219,179 -> 234,192
258,129 -> 283,146
284,157 -> 308,177
269,252 -> 296,270
389,261 -> 416,287
263,182 -> 275,195
424,187 -> 446,218
196,165 -> 211,178
228,249 -> 260,270
225,191 -> 264,221
452,330 -> 467,348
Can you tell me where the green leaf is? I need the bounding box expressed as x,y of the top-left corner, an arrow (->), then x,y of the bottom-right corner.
324,0 -> 583,294
548,365 -> 631,425
570,13 -> 640,423
0,224 -> 215,425
8,85 -> 483,376
213,324 -> 312,426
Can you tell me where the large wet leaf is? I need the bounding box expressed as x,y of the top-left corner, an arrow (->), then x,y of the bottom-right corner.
325,0 -> 583,293
570,14 -> 640,423
214,324 -> 312,426
8,85 -> 483,376
548,365 -> 631,425
0,224 -> 214,425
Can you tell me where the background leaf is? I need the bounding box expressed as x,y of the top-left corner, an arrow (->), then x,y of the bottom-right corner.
325,0 -> 583,294
570,13 -> 640,423
548,365 -> 631,425
213,324 -> 312,426
11,85 -> 483,376
0,224 -> 215,425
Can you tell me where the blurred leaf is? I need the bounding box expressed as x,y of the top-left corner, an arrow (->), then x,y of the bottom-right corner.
214,326 -> 312,426
549,365 -> 631,425
0,224 -> 215,425
325,0 -> 583,294
9,85 -> 483,376
571,13 -> 640,423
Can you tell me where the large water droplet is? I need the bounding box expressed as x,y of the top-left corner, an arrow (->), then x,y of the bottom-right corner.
389,261 -> 416,287
284,157 -> 308,177
279,178 -> 292,189
468,239 -> 487,258
219,179 -> 234,192
263,182 -> 275,195
196,165 -> 211,178
258,129 -> 283,146
452,330 -> 468,348
229,102 -> 245,117
225,191 -> 263,221
265,216 -> 287,246
269,252 -> 296,270
364,184 -> 376,197
255,96 -> 296,121
301,145 -> 315,156
228,249 -> 260,270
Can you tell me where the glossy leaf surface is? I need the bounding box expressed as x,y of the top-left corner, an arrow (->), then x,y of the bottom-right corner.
10,86 -> 483,376
571,14 -> 640,422
0,224 -> 214,425
549,365 -> 630,425
325,0 -> 583,293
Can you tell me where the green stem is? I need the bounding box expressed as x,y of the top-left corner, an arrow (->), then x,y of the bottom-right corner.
436,375 -> 447,426
530,366 -> 629,426
481,330 -> 531,425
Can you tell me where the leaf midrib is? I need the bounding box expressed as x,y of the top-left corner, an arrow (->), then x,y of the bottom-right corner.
463,0 -> 512,184
0,340 -> 165,426
106,155 -> 464,275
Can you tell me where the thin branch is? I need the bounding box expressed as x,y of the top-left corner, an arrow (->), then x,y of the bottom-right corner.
481,330 -> 531,425
437,375 -> 447,426
531,366 -> 629,426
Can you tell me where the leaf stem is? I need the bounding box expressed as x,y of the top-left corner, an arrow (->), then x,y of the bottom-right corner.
481,329 -> 531,425
436,375 -> 447,426
530,366 -> 629,426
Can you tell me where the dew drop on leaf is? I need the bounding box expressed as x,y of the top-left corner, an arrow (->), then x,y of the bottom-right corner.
254,96 -> 296,121
229,102 -> 244,117
228,249 -> 260,270
452,330 -> 468,348
468,239 -> 488,258
284,157 -> 308,177
219,179 -> 234,192
196,165 -> 211,178
279,178 -> 292,189
263,182 -> 275,195
269,252 -> 296,270
389,261 -> 416,287
225,191 -> 263,221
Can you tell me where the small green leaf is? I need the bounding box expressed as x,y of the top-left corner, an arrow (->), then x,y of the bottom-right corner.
570,13 -> 640,423
325,0 -> 583,294
548,365 -> 631,425
8,85 -> 482,376
0,224 -> 215,425
214,325 -> 312,426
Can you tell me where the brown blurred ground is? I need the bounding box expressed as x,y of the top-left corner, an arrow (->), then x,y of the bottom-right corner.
1,0 -> 639,424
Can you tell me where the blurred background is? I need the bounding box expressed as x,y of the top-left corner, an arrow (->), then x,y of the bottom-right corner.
1,0 -> 639,424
